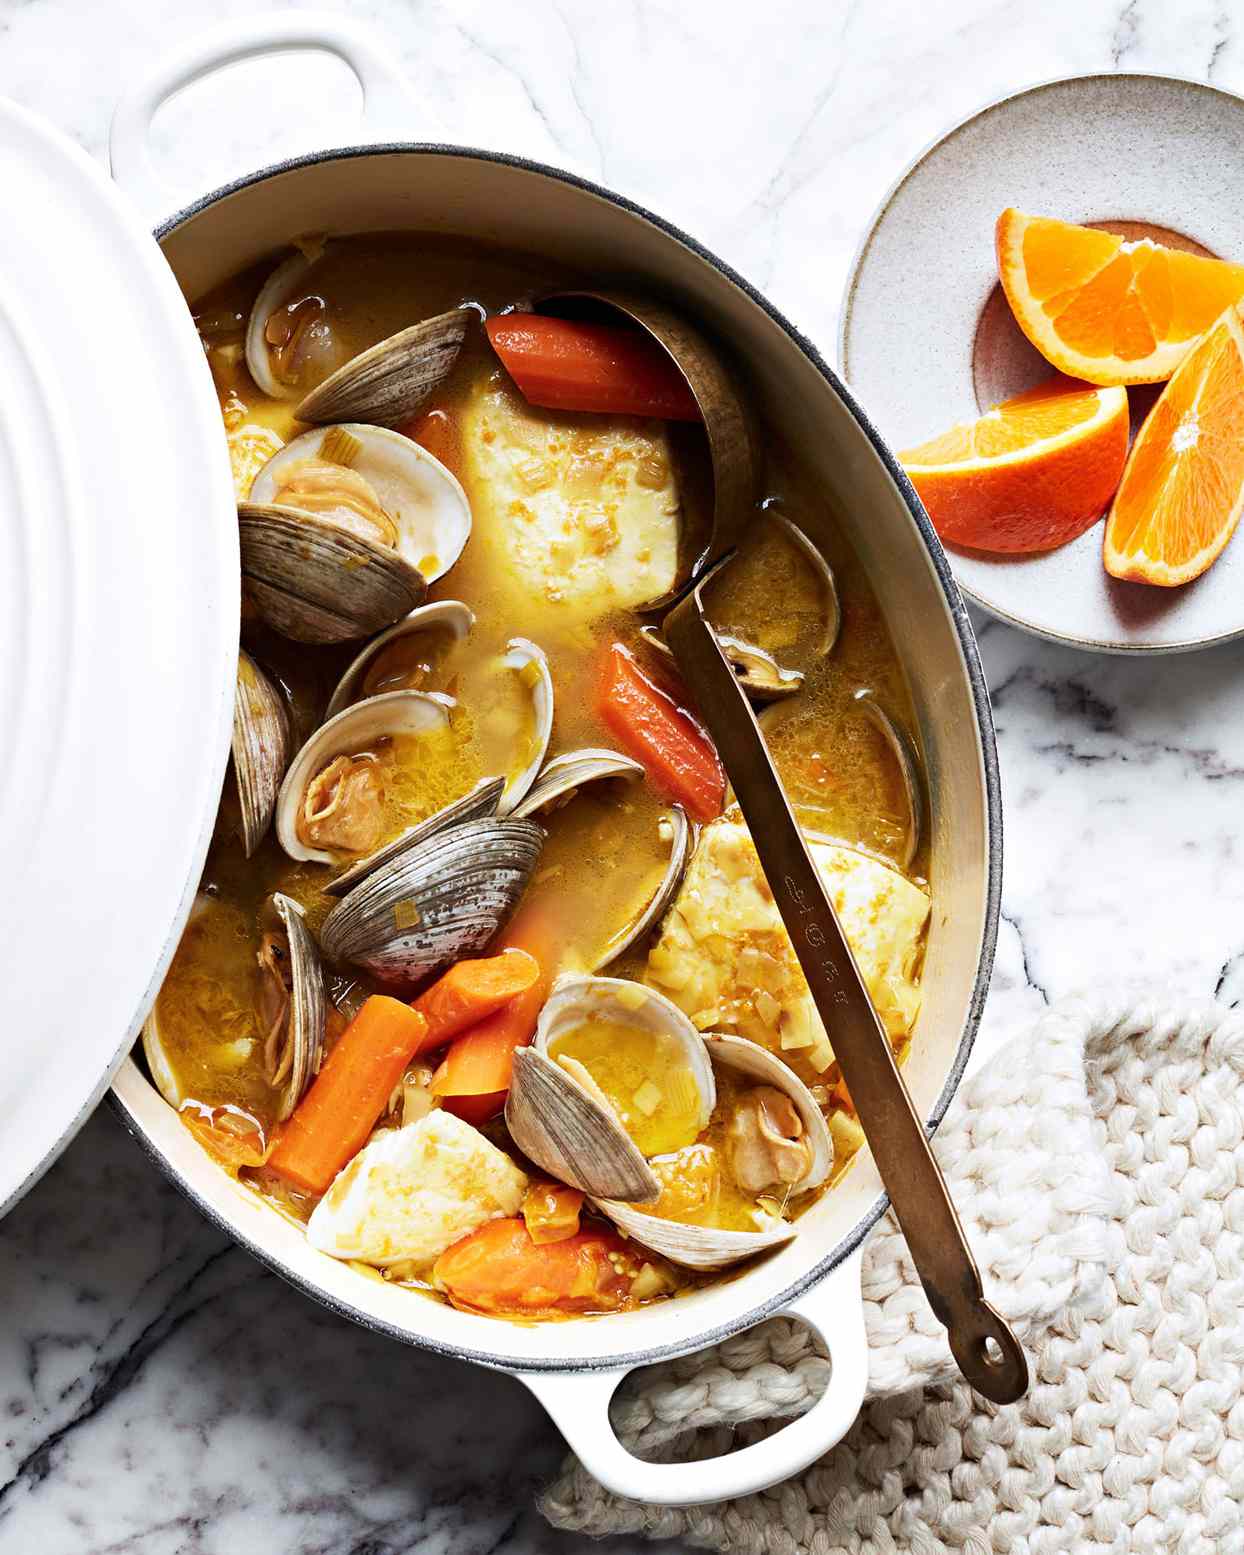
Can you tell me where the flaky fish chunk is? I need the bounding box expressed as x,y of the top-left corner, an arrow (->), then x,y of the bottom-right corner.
308,1111 -> 528,1269
645,820 -> 929,1074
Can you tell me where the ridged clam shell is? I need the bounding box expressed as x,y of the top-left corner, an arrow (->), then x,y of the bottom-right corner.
506,1047 -> 660,1204
319,816 -> 544,984
250,423 -> 471,584
510,747 -> 643,819
265,893 -> 327,1122
239,503 -> 426,644
232,650 -> 291,857
295,310 -> 469,427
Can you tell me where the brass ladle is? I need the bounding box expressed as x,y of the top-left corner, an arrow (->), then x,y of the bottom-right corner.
539,289 -> 1029,1406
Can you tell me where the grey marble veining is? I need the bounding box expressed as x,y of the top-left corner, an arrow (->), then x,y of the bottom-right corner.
5,0 -> 1244,1549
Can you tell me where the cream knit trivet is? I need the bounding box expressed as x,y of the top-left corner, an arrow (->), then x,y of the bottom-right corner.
543,997 -> 1244,1553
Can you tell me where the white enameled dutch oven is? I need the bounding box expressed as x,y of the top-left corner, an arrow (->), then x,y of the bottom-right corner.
2,16 -> 1001,1505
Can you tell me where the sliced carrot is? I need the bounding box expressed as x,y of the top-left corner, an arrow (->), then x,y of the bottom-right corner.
597,642 -> 724,822
485,314 -> 701,421
268,996 -> 428,1195
430,977 -> 546,1099
433,1218 -> 642,1316
411,949 -> 540,1054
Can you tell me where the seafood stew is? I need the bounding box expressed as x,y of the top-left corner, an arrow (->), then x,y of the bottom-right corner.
144,231 -> 930,1323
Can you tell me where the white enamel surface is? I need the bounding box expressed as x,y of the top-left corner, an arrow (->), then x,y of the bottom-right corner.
251,422 -> 472,581
0,98 -> 237,1217
842,73 -> 1244,653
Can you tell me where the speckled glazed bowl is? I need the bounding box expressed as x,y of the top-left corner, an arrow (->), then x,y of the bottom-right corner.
105,15 -> 1000,1506
842,73 -> 1244,653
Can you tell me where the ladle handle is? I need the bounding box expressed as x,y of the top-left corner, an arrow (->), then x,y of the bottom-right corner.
664,569 -> 1028,1406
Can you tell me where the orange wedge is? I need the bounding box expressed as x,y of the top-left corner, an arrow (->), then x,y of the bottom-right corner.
997,209 -> 1244,385
901,377 -> 1129,553
1104,303 -> 1244,585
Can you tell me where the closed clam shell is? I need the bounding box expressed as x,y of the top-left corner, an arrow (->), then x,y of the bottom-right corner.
239,503 -> 426,644
319,816 -> 544,984
263,893 -> 327,1122
275,689 -> 455,866
505,975 -> 714,1202
324,600 -> 475,720
232,650 -> 291,857
854,690 -> 923,870
251,423 -> 471,584
295,310 -> 469,427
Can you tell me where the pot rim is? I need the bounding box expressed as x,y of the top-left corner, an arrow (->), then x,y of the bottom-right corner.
113,139 -> 1002,1375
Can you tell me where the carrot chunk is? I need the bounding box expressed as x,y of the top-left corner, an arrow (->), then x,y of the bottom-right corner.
596,642 -> 725,822
411,949 -> 540,1055
433,1218 -> 640,1316
485,314 -> 701,421
268,996 -> 428,1195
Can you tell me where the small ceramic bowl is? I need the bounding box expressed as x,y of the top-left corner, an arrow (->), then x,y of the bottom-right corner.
841,73 -> 1244,653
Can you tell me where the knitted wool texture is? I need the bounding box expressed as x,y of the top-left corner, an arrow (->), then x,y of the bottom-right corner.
542,997 -> 1244,1553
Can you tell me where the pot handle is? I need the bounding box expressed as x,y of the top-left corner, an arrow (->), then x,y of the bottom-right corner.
519,1249 -> 867,1507
108,13 -> 417,229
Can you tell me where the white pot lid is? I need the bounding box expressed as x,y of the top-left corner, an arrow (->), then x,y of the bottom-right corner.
0,96 -> 237,1214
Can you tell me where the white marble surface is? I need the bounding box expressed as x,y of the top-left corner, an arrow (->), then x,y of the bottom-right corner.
4,0 -> 1244,1549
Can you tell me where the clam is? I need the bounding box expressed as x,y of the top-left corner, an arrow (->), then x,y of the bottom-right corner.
594,805 -> 692,970
854,690 -> 923,869
275,689 -> 455,866
256,893 -> 327,1121
323,774 -> 505,899
240,423 -> 471,643
510,747 -> 643,820
598,1034 -> 834,1271
142,895 -> 212,1108
232,650 -> 292,857
325,600 -> 475,719
320,815 -> 544,984
505,975 -> 716,1203
767,509 -> 840,661
294,311 -> 469,427
245,248 -> 338,400
495,638 -> 555,815
639,624 -> 804,702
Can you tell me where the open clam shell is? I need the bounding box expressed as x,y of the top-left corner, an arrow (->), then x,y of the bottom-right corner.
505,975 -> 715,1202
295,310 -> 469,427
325,600 -> 475,719
495,638 -> 554,816
232,650 -> 292,857
767,510 -> 840,661
142,895 -> 211,1108
322,774 -> 505,899
320,815 -> 544,984
245,249 -> 322,399
510,747 -> 643,820
260,893 -> 327,1122
639,624 -> 804,703
239,503 -> 427,644
596,1032 -> 834,1272
854,690 -> 923,870
594,805 -> 692,970
250,423 -> 471,585
275,689 -> 455,866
